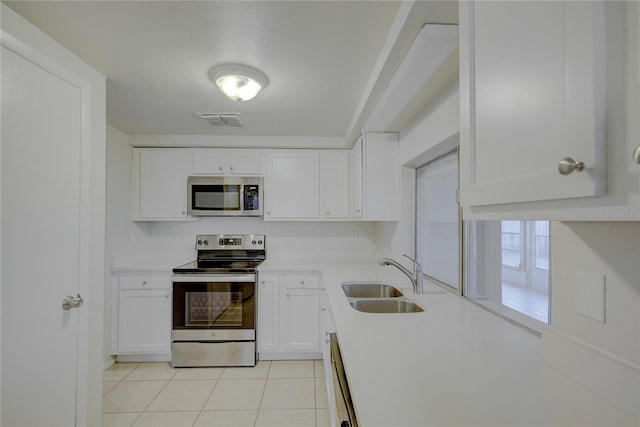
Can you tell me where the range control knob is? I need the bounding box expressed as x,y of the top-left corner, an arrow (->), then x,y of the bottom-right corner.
197,240 -> 203,245
258,240 -> 263,245
251,240 -> 257,245
203,240 -> 209,246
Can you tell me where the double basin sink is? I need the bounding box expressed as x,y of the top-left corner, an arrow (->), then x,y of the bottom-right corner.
342,282 -> 424,313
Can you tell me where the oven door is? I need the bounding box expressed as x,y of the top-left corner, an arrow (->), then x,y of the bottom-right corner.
172,274 -> 255,341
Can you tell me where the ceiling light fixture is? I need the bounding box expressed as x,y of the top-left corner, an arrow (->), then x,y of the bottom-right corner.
208,64 -> 268,102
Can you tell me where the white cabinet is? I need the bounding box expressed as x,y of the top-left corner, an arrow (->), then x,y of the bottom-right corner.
257,273 -> 280,353
116,273 -> 171,356
191,149 -> 263,175
459,1 -> 639,220
279,275 -> 321,352
264,151 -> 320,220
350,133 -> 399,221
320,151 -> 350,219
133,148 -> 189,220
350,139 -> 364,218
257,272 -> 321,358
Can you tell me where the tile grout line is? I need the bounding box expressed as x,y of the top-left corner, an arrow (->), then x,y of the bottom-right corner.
254,360 -> 272,426
191,367 -> 223,427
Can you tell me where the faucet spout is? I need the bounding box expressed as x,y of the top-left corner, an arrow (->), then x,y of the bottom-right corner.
378,255 -> 424,294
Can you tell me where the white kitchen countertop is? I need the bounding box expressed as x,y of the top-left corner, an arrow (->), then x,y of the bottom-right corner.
260,258 -> 636,426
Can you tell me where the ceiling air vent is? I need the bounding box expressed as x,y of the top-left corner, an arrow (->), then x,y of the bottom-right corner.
197,113 -> 245,128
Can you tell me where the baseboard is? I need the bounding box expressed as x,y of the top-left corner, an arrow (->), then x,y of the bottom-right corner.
258,352 -> 322,361
115,353 -> 172,363
543,329 -> 640,421
103,356 -> 116,371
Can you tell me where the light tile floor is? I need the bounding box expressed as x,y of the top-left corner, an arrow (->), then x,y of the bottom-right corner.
103,360 -> 330,427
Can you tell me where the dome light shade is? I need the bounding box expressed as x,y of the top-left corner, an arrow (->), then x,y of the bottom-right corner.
209,64 -> 268,102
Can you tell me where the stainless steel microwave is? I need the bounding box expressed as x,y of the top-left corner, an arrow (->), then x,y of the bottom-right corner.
188,176 -> 262,217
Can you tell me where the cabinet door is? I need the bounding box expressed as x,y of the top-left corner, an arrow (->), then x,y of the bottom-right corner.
257,275 -> 280,353
320,151 -> 350,219
191,149 -> 225,175
265,151 -> 320,219
118,290 -> 171,354
460,1 -> 606,207
279,287 -> 320,352
137,149 -> 189,219
226,150 -> 263,175
349,139 -> 364,218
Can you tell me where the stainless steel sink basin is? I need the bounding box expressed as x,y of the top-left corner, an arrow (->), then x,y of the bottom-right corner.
341,282 -> 403,298
349,298 -> 424,313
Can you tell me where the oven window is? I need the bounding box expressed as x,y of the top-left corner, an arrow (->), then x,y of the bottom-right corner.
186,291 -> 243,327
173,281 -> 255,330
192,185 -> 240,210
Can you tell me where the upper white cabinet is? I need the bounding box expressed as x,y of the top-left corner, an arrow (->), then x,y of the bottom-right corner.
133,148 -> 189,220
191,149 -> 263,176
350,133 -> 399,221
320,151 -> 350,219
264,150 -> 320,220
460,1 -> 639,220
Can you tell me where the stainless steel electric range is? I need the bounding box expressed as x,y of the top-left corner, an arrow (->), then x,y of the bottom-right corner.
171,234 -> 265,367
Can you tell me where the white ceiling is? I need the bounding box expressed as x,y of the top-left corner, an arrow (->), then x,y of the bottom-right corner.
4,1 -> 458,148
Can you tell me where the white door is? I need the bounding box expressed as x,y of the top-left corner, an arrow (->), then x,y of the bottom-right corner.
1,46 -> 84,426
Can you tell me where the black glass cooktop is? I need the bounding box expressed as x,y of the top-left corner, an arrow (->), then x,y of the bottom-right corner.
173,259 -> 264,274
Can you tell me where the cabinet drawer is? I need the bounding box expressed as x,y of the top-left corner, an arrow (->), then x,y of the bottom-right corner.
280,274 -> 320,289
119,275 -> 169,290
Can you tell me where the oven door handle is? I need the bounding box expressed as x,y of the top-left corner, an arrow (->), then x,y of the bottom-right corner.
171,274 -> 255,283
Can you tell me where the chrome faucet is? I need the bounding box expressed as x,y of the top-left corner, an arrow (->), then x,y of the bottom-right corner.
378,255 -> 424,295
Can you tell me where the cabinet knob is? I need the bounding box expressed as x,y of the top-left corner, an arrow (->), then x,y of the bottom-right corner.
182,211 -> 186,216
165,293 -> 170,299
633,145 -> 640,165
558,157 -> 585,175
219,166 -> 223,171
286,293 -> 290,298
142,281 -> 147,285
261,280 -> 265,284
230,166 -> 234,171
326,211 -> 330,215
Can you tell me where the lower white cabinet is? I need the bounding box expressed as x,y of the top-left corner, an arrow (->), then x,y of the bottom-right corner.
257,272 -> 321,358
115,273 -> 172,356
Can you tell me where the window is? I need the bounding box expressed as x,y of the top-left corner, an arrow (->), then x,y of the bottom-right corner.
466,220 -> 551,327
415,150 -> 459,291
415,149 -> 551,332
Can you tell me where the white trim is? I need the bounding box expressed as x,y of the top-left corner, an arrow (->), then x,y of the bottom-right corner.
258,352 -> 322,361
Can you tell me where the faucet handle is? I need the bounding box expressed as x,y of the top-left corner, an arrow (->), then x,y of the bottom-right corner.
402,254 -> 422,271
403,254 -> 418,264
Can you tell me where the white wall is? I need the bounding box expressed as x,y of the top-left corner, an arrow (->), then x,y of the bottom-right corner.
143,219 -> 376,262
374,82 -> 460,262
106,126 -> 149,263
543,221 -> 640,419
104,126 -> 149,364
